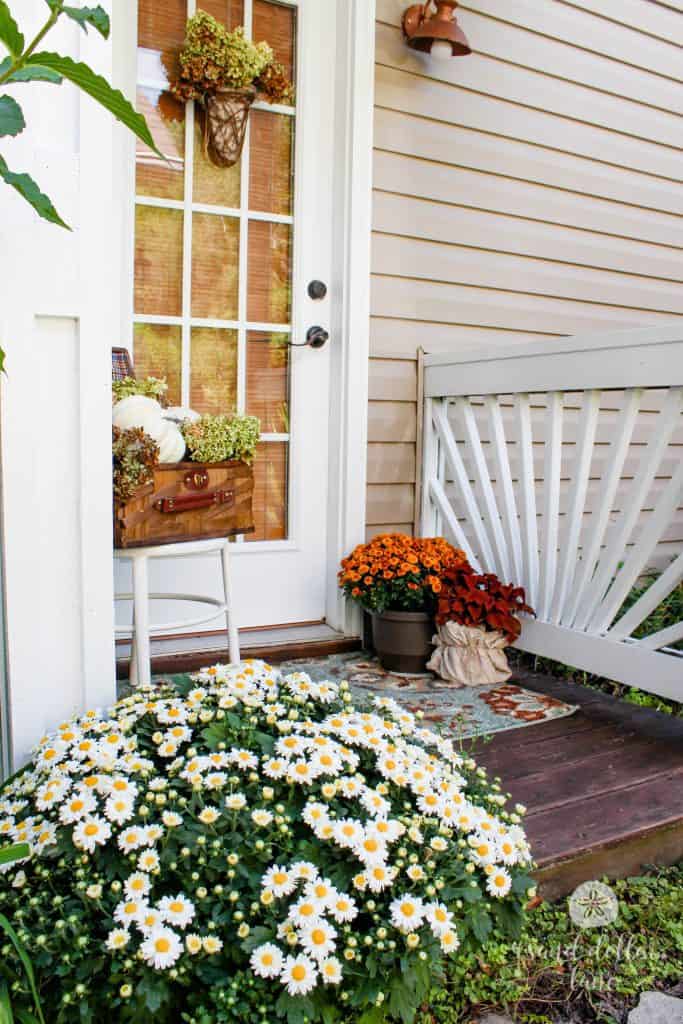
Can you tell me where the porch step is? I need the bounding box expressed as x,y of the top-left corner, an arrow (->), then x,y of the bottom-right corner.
470,669 -> 683,900
115,624 -> 361,678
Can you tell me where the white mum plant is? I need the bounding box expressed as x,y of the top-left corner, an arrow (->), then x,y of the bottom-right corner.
0,661 -> 534,1024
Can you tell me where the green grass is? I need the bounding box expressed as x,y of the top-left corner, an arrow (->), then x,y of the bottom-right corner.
416,863 -> 683,1024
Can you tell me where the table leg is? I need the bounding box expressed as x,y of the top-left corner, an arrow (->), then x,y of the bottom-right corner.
132,555 -> 152,688
221,542 -> 240,665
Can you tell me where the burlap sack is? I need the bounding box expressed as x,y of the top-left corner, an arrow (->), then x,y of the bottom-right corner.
426,623 -> 511,687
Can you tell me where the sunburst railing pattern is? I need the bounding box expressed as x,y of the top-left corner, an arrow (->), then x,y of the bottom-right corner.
420,328 -> 683,701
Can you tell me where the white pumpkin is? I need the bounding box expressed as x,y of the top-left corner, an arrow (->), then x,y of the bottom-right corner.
157,421 -> 186,464
113,396 -> 164,435
163,406 -> 201,425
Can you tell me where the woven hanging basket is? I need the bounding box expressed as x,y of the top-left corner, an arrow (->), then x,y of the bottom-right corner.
202,86 -> 257,168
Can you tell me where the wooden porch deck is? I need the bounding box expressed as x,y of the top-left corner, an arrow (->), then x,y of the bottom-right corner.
467,668 -> 683,900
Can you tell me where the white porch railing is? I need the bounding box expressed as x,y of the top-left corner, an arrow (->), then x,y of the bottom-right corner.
420,327 -> 683,703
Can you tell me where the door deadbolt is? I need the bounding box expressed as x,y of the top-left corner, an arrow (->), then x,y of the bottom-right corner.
307,280 -> 328,300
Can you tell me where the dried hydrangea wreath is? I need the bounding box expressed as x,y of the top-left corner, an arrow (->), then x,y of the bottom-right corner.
0,662 -> 534,1023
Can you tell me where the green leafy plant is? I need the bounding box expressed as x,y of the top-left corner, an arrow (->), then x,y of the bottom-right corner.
0,0 -> 160,371
170,11 -> 293,103
112,376 -> 169,405
181,413 -> 260,465
0,0 -> 159,227
112,425 -> 159,502
0,661 -> 534,1024
0,842 -> 45,1024
415,863 -> 683,1024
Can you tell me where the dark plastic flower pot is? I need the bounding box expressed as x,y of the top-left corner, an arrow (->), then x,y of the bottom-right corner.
371,610 -> 434,674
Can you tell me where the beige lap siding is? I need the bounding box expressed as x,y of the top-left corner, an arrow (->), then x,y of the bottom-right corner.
366,0 -> 683,546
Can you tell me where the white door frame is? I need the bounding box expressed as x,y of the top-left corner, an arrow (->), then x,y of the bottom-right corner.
115,0 -> 375,637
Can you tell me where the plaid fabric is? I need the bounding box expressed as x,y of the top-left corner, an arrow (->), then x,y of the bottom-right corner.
112,348 -> 134,381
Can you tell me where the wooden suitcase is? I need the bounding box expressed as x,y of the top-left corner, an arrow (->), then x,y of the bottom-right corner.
114,460 -> 255,549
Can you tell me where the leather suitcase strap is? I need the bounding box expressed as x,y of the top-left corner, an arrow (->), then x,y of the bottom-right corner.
153,489 -> 235,514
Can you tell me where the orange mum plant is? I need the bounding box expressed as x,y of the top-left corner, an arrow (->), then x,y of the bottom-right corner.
435,564 -> 534,642
338,533 -> 467,613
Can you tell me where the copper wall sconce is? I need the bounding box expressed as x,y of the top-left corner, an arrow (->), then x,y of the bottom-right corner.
402,1 -> 471,60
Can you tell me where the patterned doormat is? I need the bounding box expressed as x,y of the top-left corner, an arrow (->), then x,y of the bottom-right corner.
276,651 -> 577,741
141,651 -> 576,743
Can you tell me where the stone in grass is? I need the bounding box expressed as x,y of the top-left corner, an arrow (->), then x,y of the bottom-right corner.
628,993 -> 683,1024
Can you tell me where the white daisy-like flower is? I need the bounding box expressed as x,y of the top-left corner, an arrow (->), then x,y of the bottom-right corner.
367,864 -> 396,893
164,725 -> 192,745
417,792 -> 442,816
109,777 -> 138,800
287,760 -> 318,786
320,957 -> 343,985
124,872 -> 151,899
140,926 -> 183,969
333,818 -> 364,849
251,809 -> 273,827
157,741 -> 179,759
261,758 -> 288,780
302,802 -> 329,830
250,942 -> 284,979
162,811 -> 183,828
281,954 -> 318,997
143,824 -> 164,844
198,806 -> 221,825
288,896 -> 324,928
276,735 -> 307,758
114,898 -> 146,927
118,827 -> 145,853
158,893 -> 196,929
105,928 -> 130,952
354,833 -> 388,867
205,772 -> 227,791
440,929 -> 460,954
425,902 -> 454,937
185,933 -> 203,955
156,704 -> 188,726
225,793 -> 247,811
72,816 -> 111,853
262,865 -> 297,898
390,895 -> 425,933
300,920 -> 338,961
316,683 -> 338,705
230,749 -> 258,771
137,907 -> 164,933
291,861 -> 319,883
469,835 -> 496,866
138,849 -> 161,873
304,878 -> 336,906
497,835 -> 519,866
104,795 -> 135,825
406,865 -> 425,883
486,867 -> 512,898
202,935 -> 223,954
59,790 -> 96,824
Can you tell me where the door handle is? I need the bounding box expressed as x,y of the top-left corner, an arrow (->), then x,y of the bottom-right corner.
288,326 -> 329,349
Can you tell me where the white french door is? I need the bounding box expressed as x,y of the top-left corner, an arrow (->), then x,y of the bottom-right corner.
124,0 -> 336,633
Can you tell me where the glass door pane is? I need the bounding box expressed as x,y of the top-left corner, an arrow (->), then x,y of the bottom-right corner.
134,0 -> 297,542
